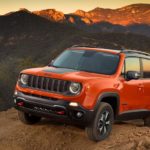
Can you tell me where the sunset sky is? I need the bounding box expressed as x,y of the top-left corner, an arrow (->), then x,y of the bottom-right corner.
0,0 -> 150,14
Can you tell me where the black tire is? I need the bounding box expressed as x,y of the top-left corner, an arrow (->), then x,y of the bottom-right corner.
86,102 -> 114,142
144,116 -> 150,127
18,111 -> 41,125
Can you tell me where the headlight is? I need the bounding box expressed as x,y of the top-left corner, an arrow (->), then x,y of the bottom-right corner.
20,74 -> 29,85
69,82 -> 81,95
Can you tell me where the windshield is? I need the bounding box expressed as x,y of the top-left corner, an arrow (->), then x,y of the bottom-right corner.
51,50 -> 120,75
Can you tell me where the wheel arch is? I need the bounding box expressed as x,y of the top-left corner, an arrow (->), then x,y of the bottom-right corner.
94,92 -> 120,118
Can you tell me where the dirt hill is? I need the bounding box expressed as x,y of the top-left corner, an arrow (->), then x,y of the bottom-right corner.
0,109 -> 150,150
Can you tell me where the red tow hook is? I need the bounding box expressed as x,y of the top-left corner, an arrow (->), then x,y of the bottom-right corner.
17,102 -> 24,107
56,111 -> 65,115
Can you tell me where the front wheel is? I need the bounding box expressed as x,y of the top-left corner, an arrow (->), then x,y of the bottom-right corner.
86,102 -> 114,142
18,111 -> 41,125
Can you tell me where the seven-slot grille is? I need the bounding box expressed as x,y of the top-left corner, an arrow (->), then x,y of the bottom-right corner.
26,75 -> 70,93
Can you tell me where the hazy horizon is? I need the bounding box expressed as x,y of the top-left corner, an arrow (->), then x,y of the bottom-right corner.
0,0 -> 150,15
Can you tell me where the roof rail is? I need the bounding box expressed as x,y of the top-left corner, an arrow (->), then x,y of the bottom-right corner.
71,45 -> 94,48
122,50 -> 150,56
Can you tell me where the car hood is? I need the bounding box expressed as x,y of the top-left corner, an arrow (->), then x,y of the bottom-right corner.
21,66 -> 112,83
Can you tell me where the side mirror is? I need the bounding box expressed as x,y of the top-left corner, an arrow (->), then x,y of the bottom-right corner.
126,71 -> 141,80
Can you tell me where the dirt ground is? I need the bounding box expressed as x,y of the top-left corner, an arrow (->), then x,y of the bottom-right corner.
0,109 -> 149,150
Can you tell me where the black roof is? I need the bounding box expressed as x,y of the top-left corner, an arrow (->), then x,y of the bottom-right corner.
71,45 -> 150,58
121,50 -> 150,57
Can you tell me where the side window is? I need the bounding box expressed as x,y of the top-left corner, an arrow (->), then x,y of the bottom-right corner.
142,59 -> 150,78
125,57 -> 140,75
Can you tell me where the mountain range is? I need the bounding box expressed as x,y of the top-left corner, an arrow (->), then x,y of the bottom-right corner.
33,4 -> 150,26
3,3 -> 149,37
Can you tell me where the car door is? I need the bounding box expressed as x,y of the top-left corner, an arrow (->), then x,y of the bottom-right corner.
120,57 -> 144,111
141,58 -> 150,109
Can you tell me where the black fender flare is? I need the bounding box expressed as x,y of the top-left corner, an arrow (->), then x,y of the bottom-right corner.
94,92 -> 120,117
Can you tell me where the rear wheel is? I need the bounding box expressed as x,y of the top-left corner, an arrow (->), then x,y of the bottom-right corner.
144,116 -> 150,127
86,102 -> 114,142
18,111 -> 41,125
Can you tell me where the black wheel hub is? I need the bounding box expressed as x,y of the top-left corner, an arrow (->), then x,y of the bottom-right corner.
97,110 -> 111,135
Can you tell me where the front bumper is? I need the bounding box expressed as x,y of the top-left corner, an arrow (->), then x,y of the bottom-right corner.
13,91 -> 94,126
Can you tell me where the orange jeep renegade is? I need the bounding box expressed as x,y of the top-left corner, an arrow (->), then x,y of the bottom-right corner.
14,46 -> 150,141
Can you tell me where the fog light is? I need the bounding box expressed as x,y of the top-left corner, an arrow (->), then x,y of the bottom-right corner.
69,102 -> 79,107
76,112 -> 83,118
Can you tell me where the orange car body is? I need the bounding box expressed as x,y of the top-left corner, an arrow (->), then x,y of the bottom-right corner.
14,47 -> 150,122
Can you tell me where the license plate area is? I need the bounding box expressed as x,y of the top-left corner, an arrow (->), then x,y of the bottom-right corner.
16,98 -> 67,115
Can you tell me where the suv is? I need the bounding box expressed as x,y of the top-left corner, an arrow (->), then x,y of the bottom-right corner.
14,46 -> 150,141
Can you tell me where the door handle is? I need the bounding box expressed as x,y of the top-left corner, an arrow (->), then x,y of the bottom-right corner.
138,84 -> 144,88
138,84 -> 144,92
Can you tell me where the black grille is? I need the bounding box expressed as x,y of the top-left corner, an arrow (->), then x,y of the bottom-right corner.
26,75 -> 70,94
